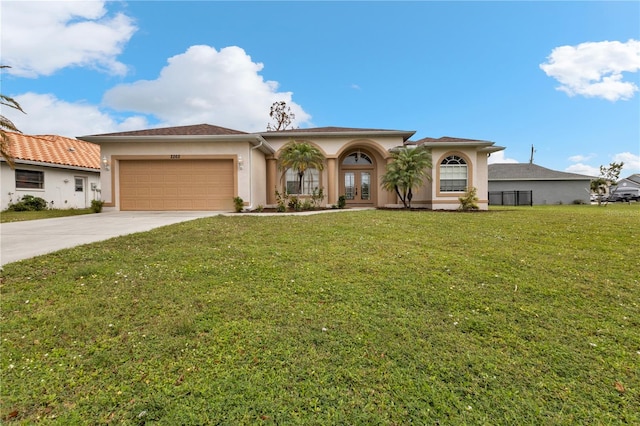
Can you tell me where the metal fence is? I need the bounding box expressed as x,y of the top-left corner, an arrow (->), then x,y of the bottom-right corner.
488,190 -> 533,206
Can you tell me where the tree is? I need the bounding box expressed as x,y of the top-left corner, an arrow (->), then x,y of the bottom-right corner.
278,140 -> 325,195
381,146 -> 432,208
1,65 -> 26,168
267,101 -> 295,131
594,162 -> 624,205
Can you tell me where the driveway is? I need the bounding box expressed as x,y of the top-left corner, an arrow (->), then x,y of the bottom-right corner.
0,211 -> 222,266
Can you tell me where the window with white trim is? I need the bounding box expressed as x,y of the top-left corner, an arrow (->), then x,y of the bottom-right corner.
439,155 -> 467,192
16,169 -> 44,189
285,168 -> 320,195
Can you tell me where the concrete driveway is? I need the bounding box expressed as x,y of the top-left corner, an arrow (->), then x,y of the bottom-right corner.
0,211 -> 222,266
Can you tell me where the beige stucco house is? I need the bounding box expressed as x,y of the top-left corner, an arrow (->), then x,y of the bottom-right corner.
79,124 -> 503,211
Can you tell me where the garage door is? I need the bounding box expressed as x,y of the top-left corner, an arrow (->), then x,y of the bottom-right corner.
119,159 -> 235,211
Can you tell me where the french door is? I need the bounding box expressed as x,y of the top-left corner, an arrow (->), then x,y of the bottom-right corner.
342,170 -> 373,205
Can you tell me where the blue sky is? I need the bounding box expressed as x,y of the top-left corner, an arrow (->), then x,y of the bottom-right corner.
2,1 -> 639,177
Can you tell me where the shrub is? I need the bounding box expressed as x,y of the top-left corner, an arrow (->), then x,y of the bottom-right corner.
91,199 -> 104,213
310,187 -> 325,208
275,190 -> 288,212
458,187 -> 479,211
288,196 -> 301,211
254,205 -> 264,213
337,195 -> 346,209
233,196 -> 244,213
7,195 -> 48,211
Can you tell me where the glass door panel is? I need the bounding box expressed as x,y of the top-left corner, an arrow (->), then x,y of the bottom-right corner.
360,172 -> 370,201
344,172 -> 355,200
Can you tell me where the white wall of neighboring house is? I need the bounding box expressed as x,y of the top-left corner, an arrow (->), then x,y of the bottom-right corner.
1,162 -> 101,210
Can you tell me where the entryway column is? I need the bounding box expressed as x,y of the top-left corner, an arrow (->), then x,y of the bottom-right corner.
266,157 -> 277,204
327,158 -> 336,205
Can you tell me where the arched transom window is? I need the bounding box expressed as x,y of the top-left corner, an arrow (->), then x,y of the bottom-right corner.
440,155 -> 467,192
342,151 -> 373,165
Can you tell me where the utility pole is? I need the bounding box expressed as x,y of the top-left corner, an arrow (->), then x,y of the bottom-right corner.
529,145 -> 535,164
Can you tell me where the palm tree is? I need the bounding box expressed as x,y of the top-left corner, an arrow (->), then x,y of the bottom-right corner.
278,140 -> 325,194
1,66 -> 26,168
381,145 -> 432,208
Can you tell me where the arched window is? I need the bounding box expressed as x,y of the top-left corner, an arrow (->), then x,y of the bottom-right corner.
342,151 -> 373,165
285,168 -> 320,195
440,155 -> 467,192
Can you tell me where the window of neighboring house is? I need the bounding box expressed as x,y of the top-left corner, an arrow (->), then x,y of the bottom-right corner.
285,168 -> 320,195
439,155 -> 468,192
75,178 -> 84,192
15,169 -> 44,189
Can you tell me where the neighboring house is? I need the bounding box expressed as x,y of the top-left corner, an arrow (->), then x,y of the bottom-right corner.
608,173 -> 640,201
78,124 -> 504,211
0,132 -> 101,210
488,163 -> 594,205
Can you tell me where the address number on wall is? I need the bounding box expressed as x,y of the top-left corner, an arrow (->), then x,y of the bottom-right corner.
170,155 -> 181,159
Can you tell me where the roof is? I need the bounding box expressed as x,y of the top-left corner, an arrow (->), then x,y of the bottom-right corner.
84,123 -> 248,137
416,136 -> 492,144
260,126 -> 416,141
624,174 -> 640,185
3,132 -> 100,170
489,163 -> 595,181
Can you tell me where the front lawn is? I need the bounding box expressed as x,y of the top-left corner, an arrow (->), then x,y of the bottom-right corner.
0,209 -> 94,223
1,205 -> 638,424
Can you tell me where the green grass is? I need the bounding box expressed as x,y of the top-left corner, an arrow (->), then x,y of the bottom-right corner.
0,209 -> 94,223
1,205 -> 638,424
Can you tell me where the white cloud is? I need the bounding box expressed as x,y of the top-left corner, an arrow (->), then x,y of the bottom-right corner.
5,93 -> 149,137
540,39 -> 640,101
565,163 -> 599,177
568,153 -> 595,163
1,1 -> 136,77
612,152 -> 640,174
488,150 -> 518,164
103,45 -> 311,132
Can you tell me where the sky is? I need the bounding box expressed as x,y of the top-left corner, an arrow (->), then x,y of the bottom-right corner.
1,0 -> 639,177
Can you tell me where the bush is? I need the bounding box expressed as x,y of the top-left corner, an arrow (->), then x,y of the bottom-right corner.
7,195 -> 48,211
288,196 -> 301,212
310,187 -> 325,208
458,187 -> 479,211
233,197 -> 244,213
337,195 -> 346,209
275,190 -> 288,212
91,199 -> 104,213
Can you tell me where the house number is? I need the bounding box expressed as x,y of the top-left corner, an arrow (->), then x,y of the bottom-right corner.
170,155 -> 181,159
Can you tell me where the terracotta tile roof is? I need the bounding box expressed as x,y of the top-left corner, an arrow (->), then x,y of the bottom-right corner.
86,123 -> 248,137
5,132 -> 100,169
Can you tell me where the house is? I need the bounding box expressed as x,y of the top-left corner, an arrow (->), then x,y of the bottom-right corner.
78,124 -> 504,211
1,132 -> 101,210
608,174 -> 640,201
488,163 -> 594,205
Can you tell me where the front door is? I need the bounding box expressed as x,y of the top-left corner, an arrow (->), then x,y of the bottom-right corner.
341,170 -> 373,205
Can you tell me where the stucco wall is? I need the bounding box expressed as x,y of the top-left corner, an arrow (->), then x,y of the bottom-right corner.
1,162 -> 101,210
488,180 -> 591,205
412,148 -> 491,210
99,140 -> 263,209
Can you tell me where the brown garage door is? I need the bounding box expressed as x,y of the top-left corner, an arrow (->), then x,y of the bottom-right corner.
119,159 -> 235,211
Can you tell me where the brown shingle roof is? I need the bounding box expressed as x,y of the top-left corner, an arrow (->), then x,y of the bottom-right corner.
4,132 -> 100,169
86,123 -> 248,137
416,136 -> 491,144
264,126 -> 403,133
